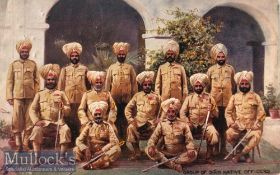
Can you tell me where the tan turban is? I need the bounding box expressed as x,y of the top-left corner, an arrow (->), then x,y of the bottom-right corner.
112,42 -> 130,55
190,73 -> 209,87
163,40 -> 179,56
161,98 -> 181,113
39,64 -> 61,80
88,101 -> 109,116
62,42 -> 82,58
16,39 -> 32,53
234,71 -> 254,85
87,71 -> 106,84
210,43 -> 228,60
136,71 -> 155,85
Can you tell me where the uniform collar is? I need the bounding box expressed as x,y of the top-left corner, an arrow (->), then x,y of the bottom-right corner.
71,63 -> 79,68
116,61 -> 125,66
216,63 -> 226,69
45,88 -> 57,93
19,58 -> 29,63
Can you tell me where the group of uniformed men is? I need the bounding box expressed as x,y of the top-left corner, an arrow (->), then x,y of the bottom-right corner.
6,38 -> 265,172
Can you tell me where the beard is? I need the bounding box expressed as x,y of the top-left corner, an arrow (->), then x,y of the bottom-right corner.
70,58 -> 79,64
166,56 -> 175,63
45,82 -> 57,90
117,56 -> 126,63
94,117 -> 103,124
217,60 -> 226,66
239,86 -> 251,93
194,88 -> 203,94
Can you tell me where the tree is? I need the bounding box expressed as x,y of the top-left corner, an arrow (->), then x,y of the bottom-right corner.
147,8 -> 222,80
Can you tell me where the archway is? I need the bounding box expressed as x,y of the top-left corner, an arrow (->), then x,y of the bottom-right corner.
45,0 -> 145,72
204,6 -> 265,93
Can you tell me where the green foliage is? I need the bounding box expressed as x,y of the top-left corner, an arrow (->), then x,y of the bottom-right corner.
261,84 -> 280,111
147,8 -> 222,77
0,119 -> 11,139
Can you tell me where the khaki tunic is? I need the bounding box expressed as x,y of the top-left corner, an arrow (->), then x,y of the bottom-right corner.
6,59 -> 40,100
58,64 -> 89,104
225,91 -> 265,153
29,89 -> 71,144
105,62 -> 138,104
125,91 -> 161,143
155,62 -> 188,102
146,119 -> 197,164
180,92 -> 219,145
6,59 -> 40,133
207,64 -> 235,107
78,90 -> 117,126
73,121 -> 121,163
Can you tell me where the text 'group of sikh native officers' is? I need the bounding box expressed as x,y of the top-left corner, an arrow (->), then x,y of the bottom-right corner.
6,38 -> 265,172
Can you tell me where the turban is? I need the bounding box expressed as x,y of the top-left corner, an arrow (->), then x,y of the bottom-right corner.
87,71 -> 106,84
62,42 -> 82,58
39,64 -> 60,80
163,40 -> 179,56
136,71 -> 155,85
234,71 -> 254,85
190,73 -> 209,87
16,39 -> 32,53
210,43 -> 228,60
88,101 -> 108,116
112,42 -> 130,55
161,98 -> 181,113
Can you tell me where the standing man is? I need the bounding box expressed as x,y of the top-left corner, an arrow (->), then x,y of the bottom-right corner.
146,98 -> 197,173
29,64 -> 71,161
125,71 -> 161,160
74,101 -> 121,169
58,42 -> 90,143
105,42 -> 138,139
180,73 -> 219,164
78,71 -> 117,132
225,71 -> 265,163
155,40 -> 188,103
207,43 -> 236,155
6,39 -> 40,151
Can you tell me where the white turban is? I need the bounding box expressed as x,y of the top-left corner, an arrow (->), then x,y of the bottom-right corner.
16,39 -> 32,53
39,64 -> 60,80
163,40 -> 179,56
88,101 -> 109,116
112,42 -> 130,55
234,71 -> 254,85
136,71 -> 155,85
190,73 -> 209,87
161,98 -> 181,113
62,42 -> 82,58
210,43 -> 228,60
87,71 -> 106,84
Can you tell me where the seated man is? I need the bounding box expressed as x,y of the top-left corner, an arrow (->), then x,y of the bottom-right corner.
29,64 -> 71,161
180,73 -> 219,164
78,71 -> 117,133
73,101 -> 121,169
146,98 -> 197,173
225,71 -> 265,163
125,71 -> 161,160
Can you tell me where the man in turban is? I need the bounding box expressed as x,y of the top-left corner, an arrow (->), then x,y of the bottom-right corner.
180,73 -> 219,164
58,42 -> 90,143
105,42 -> 138,139
225,71 -> 265,163
125,71 -> 161,160
29,64 -> 71,162
6,39 -> 40,152
74,101 -> 121,169
78,71 -> 117,132
146,98 -> 196,173
155,40 -> 188,103
206,43 -> 236,155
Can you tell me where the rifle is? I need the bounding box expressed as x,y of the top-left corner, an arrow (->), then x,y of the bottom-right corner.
142,156 -> 179,173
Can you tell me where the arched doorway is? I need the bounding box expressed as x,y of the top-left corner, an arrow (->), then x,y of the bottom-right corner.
204,6 -> 265,93
45,0 -> 145,73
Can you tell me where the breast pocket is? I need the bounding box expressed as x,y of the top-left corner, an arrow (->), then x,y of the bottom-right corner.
123,69 -> 131,82
65,71 -> 73,83
24,68 -> 34,79
160,69 -> 168,81
112,70 -> 119,83
39,100 -> 47,112
172,69 -> 181,82
13,68 -> 22,79
137,101 -> 145,111
76,71 -> 85,82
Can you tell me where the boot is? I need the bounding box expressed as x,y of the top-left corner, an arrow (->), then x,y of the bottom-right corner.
128,142 -> 141,160
23,129 -> 32,152
15,133 -> 23,152
206,144 -> 215,164
213,143 -> 219,156
232,153 -> 243,163
220,135 -> 228,155
244,153 -> 253,163
89,155 -> 110,169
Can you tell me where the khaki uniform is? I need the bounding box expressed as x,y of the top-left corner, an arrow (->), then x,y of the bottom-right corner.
6,59 -> 40,147
155,62 -> 188,103
180,92 -> 219,145
78,90 -> 117,128
73,121 -> 121,168
225,92 -> 265,154
29,89 -> 71,145
105,62 -> 137,138
125,91 -> 161,143
146,119 -> 197,166
58,63 -> 90,141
